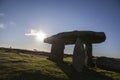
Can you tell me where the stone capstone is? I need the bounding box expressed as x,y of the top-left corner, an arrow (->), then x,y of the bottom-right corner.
44,31 -> 106,44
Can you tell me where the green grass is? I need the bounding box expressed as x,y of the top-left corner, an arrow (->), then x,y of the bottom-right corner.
0,49 -> 120,80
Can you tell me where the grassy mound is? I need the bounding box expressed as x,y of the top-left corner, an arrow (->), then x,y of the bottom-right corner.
0,48 -> 120,80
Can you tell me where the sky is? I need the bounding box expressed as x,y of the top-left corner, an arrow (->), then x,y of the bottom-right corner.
0,0 -> 120,58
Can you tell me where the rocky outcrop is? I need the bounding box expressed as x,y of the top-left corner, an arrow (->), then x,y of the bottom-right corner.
96,57 -> 120,73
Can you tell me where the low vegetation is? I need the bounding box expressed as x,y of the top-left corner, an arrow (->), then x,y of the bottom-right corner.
0,48 -> 120,80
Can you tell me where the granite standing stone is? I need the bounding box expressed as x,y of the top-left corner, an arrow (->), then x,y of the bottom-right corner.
85,44 -> 94,67
50,39 -> 65,62
73,38 -> 85,72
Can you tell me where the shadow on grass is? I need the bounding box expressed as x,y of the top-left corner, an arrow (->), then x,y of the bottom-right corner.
48,58 -> 113,80
0,60 -> 63,80
8,70 -> 61,80
0,58 -> 113,80
0,66 -> 63,80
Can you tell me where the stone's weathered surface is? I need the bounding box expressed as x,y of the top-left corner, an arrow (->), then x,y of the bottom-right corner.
96,57 -> 120,72
44,31 -> 106,44
49,39 -> 65,62
73,38 -> 85,72
85,44 -> 94,67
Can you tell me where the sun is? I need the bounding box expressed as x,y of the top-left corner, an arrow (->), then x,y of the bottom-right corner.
35,31 -> 46,42
25,29 -> 47,42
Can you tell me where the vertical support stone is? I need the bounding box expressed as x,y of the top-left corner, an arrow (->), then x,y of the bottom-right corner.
85,44 -> 94,67
49,39 -> 65,62
73,38 -> 85,72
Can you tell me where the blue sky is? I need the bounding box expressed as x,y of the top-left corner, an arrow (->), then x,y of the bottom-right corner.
0,0 -> 120,58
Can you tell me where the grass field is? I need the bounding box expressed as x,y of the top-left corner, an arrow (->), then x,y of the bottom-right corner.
0,48 -> 120,80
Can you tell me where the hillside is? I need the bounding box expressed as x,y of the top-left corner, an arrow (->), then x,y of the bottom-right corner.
0,48 -> 120,80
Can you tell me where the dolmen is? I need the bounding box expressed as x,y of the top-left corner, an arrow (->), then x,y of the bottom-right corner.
44,31 -> 106,72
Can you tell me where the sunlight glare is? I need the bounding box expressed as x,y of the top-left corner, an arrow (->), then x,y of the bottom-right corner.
35,31 -> 46,42
25,29 -> 47,42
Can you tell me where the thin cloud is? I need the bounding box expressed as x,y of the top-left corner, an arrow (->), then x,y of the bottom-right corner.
25,29 -> 37,36
10,21 -> 16,26
0,13 -> 5,18
0,23 -> 5,29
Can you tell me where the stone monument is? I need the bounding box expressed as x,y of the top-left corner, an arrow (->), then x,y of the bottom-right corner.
44,30 -> 106,72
